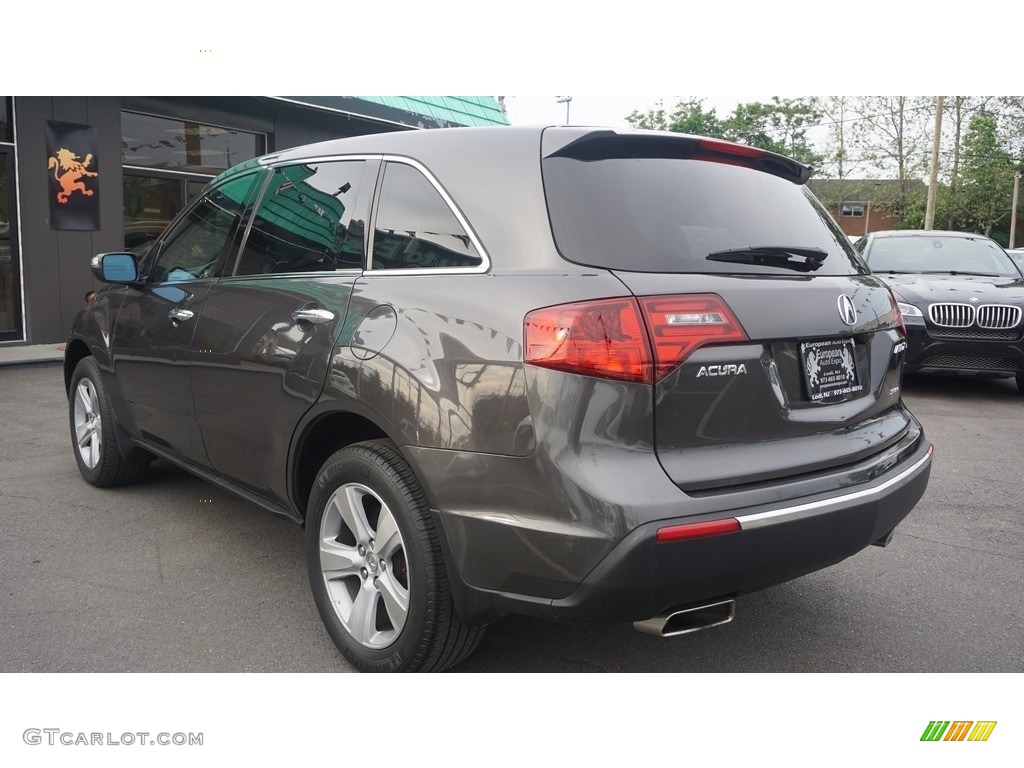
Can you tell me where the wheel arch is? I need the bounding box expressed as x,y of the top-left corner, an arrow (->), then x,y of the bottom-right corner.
63,338 -> 93,397
290,410 -> 393,522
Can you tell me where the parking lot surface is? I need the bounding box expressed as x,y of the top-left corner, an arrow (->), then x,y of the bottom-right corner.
1,362 -> 1021,672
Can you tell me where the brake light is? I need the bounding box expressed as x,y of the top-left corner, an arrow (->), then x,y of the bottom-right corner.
524,294 -> 747,383
524,298 -> 653,383
697,138 -> 767,159
656,518 -> 741,542
638,295 -> 749,380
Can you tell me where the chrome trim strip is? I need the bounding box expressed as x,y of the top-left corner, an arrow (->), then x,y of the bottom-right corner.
270,154 -> 491,273
243,154 -> 493,275
736,447 -> 933,530
366,154 -> 491,274
267,153 -> 383,166
123,164 -> 216,180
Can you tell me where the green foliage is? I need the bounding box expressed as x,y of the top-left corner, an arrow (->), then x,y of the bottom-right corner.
626,96 -> 823,167
720,97 -> 823,168
621,95 -> 1023,240
958,111 -> 1017,236
626,98 -> 725,137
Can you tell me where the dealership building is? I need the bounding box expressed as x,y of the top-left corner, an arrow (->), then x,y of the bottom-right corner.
0,96 -> 508,345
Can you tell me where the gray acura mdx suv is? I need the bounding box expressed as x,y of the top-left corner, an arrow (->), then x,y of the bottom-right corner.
66,126 -> 932,671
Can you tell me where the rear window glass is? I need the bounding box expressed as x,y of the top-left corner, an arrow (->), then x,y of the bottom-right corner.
542,156 -> 867,276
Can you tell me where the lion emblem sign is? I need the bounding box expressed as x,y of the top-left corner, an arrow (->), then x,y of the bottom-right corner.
47,148 -> 98,204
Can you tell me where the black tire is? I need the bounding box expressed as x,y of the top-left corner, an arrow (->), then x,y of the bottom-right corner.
1017,373 -> 1024,394
305,440 -> 484,672
69,357 -> 150,487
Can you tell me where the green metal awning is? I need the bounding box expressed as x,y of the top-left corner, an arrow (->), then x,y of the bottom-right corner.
279,96 -> 509,129
354,96 -> 508,127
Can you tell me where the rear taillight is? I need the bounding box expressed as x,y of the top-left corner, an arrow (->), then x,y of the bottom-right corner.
524,298 -> 653,383
524,294 -> 747,383
638,295 -> 749,380
889,293 -> 907,339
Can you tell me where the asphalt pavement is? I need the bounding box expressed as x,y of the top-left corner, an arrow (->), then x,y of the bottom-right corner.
1,361 -> 1021,672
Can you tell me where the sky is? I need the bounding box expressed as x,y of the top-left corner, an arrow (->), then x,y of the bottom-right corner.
501,94 -> 767,128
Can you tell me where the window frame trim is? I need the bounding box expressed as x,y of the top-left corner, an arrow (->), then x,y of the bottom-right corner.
257,153 -> 491,276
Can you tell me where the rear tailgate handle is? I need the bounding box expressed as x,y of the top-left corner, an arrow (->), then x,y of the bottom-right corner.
291,308 -> 335,325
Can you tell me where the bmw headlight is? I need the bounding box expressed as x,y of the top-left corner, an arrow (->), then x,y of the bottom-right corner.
896,301 -> 923,318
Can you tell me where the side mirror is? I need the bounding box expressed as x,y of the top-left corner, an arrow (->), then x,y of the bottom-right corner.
91,252 -> 139,284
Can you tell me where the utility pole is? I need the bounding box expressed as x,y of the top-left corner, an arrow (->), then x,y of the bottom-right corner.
556,96 -> 573,125
925,96 -> 944,230
1011,170 -> 1021,249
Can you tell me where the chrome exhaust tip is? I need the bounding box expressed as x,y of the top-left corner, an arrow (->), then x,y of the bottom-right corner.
633,599 -> 736,637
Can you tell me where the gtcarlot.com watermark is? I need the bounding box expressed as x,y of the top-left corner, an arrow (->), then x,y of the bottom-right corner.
24,728 -> 203,747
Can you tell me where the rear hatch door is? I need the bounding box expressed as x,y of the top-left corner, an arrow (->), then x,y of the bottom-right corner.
541,128 -> 909,491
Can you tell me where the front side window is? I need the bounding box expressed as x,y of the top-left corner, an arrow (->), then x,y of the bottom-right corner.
234,161 -> 368,276
371,162 -> 482,270
147,173 -> 257,283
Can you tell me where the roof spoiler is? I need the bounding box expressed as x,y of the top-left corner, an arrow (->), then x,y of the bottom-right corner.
543,129 -> 812,185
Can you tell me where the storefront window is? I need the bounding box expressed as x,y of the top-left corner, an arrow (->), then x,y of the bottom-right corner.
0,98 -> 11,143
123,174 -> 184,255
2,149 -> 21,337
121,112 -> 263,175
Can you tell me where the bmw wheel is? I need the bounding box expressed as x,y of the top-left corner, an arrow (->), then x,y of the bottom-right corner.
305,440 -> 484,672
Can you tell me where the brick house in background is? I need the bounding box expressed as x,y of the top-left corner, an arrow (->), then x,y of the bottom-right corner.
808,178 -> 928,239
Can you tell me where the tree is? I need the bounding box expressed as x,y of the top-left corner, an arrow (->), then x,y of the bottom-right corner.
814,96 -> 860,181
625,98 -> 724,137
958,111 -> 1016,237
934,96 -> 995,229
720,97 -> 823,167
848,96 -> 933,223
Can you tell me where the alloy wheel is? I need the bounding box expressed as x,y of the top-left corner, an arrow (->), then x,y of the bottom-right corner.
73,378 -> 102,469
318,482 -> 410,649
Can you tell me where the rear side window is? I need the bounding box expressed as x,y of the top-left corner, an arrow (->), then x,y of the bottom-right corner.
371,162 -> 482,270
234,160 -> 369,275
543,155 -> 866,276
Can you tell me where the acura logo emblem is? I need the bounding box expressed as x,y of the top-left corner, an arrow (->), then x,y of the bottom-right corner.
838,295 -> 857,326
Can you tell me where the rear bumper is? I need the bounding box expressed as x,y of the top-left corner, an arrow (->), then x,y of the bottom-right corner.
429,435 -> 932,625
549,441 -> 931,622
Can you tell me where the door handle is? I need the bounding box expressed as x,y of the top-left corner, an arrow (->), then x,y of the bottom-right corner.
169,308 -> 194,322
291,308 -> 335,325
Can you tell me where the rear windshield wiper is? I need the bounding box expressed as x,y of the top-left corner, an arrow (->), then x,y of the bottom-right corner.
706,246 -> 828,272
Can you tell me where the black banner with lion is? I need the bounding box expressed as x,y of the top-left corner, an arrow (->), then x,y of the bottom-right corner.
45,120 -> 100,231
